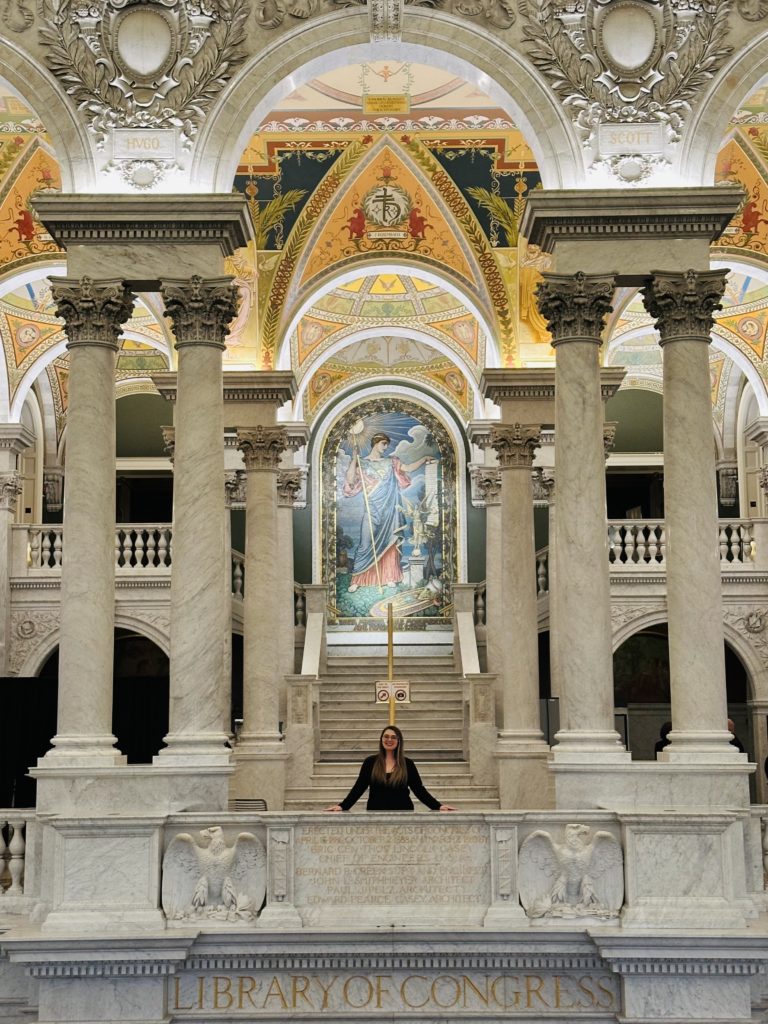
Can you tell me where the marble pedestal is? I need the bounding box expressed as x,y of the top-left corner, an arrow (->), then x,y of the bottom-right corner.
230,744 -> 288,810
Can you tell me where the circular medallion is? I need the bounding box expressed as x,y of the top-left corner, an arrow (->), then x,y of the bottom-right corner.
362,183 -> 412,228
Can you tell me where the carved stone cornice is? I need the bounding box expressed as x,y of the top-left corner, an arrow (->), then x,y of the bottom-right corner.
521,188 -> 743,283
470,466 -> 502,507
536,272 -> 615,345
0,473 -> 22,514
642,269 -> 727,344
277,468 -> 304,508
33,195 -> 249,263
237,427 -> 287,472
50,276 -> 134,350
161,276 -> 238,350
489,425 -> 542,469
0,424 -> 35,456
222,372 -> 297,406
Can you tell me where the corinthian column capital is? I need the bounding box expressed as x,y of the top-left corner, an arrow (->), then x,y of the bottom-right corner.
536,271 -> 615,345
470,465 -> 502,507
50,276 -> 134,351
277,467 -> 305,508
0,472 -> 22,514
161,275 -> 238,350
642,269 -> 728,344
237,426 -> 287,471
489,424 -> 541,469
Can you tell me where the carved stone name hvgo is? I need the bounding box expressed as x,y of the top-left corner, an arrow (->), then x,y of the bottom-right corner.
162,826 -> 266,923
518,824 -> 623,920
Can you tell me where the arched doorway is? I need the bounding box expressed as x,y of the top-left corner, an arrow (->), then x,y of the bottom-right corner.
111,629 -> 169,763
613,623 -> 750,761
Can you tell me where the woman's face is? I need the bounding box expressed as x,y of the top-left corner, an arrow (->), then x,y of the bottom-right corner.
381,729 -> 399,753
373,438 -> 389,454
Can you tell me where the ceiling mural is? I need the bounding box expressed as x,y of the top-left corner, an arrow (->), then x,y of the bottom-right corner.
6,64 -> 768,440
304,335 -> 472,421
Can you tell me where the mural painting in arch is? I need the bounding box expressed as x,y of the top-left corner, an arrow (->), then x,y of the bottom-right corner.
322,397 -> 457,626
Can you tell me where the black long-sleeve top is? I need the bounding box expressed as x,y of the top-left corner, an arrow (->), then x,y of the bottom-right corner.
339,755 -> 442,811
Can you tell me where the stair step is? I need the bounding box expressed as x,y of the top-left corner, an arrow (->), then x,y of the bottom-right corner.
310,760 -> 470,775
284,799 -> 501,811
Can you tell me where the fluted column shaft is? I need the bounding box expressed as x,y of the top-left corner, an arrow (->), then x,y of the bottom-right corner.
47,277 -> 134,763
158,276 -> 237,763
238,427 -> 287,742
490,426 -> 546,744
643,269 -> 737,758
537,272 -> 623,753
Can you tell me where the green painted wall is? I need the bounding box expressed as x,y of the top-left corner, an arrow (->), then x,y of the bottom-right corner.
605,389 -> 664,453
116,394 -> 172,457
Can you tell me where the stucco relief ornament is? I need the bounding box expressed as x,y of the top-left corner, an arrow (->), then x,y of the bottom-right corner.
0,473 -> 23,514
39,0 -> 249,150
519,824 -> 624,920
737,0 -> 768,18
2,0 -> 34,31
162,826 -> 267,923
520,0 -> 733,148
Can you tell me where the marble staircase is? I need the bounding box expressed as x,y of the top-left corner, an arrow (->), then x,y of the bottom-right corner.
284,654 -> 501,810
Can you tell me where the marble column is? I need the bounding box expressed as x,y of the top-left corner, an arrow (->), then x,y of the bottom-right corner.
536,272 -> 625,757
0,434 -> 27,676
488,425 -> 550,806
156,276 -> 237,765
539,471 -> 559,702
277,467 -> 303,682
470,462 -> 501,708
44,277 -> 134,764
233,425 -> 288,808
643,270 -> 741,760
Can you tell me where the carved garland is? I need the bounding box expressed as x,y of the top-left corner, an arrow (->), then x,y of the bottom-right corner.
520,0 -> 733,146
39,0 -> 249,150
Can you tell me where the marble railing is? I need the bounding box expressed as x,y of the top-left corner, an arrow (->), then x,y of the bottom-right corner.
0,813 -> 30,900
608,518 -> 756,568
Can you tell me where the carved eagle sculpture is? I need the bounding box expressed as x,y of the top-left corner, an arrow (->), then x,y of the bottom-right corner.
162,826 -> 267,923
518,824 -> 623,920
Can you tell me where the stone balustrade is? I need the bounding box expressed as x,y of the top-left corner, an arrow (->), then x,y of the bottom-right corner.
0,812 -> 35,915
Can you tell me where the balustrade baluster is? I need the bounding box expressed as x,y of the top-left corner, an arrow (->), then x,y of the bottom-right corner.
607,524 -> 619,563
134,529 -> 145,568
740,524 -> 752,563
146,529 -> 157,568
28,529 -> 40,568
295,589 -> 306,627
635,526 -> 648,564
537,554 -> 548,595
0,819 -> 7,893
5,819 -> 25,895
474,586 -> 486,625
659,526 -> 666,566
647,525 -> 659,563
158,530 -> 169,567
762,817 -> 768,887
624,525 -> 636,564
52,530 -> 62,568
41,531 -> 52,568
114,529 -> 122,567
233,560 -> 244,598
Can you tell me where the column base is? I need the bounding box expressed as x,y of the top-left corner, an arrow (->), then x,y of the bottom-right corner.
153,732 -> 232,767
551,729 -> 630,762
660,730 -> 749,763
231,737 -> 288,810
496,745 -> 553,810
38,734 -> 126,768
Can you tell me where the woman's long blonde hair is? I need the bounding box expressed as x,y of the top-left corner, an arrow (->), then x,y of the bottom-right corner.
371,725 -> 407,785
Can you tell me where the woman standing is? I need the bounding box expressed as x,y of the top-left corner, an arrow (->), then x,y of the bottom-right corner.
325,726 -> 455,812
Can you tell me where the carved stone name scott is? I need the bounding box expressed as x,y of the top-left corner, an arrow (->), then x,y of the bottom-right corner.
169,970 -> 620,1015
293,823 -> 490,905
